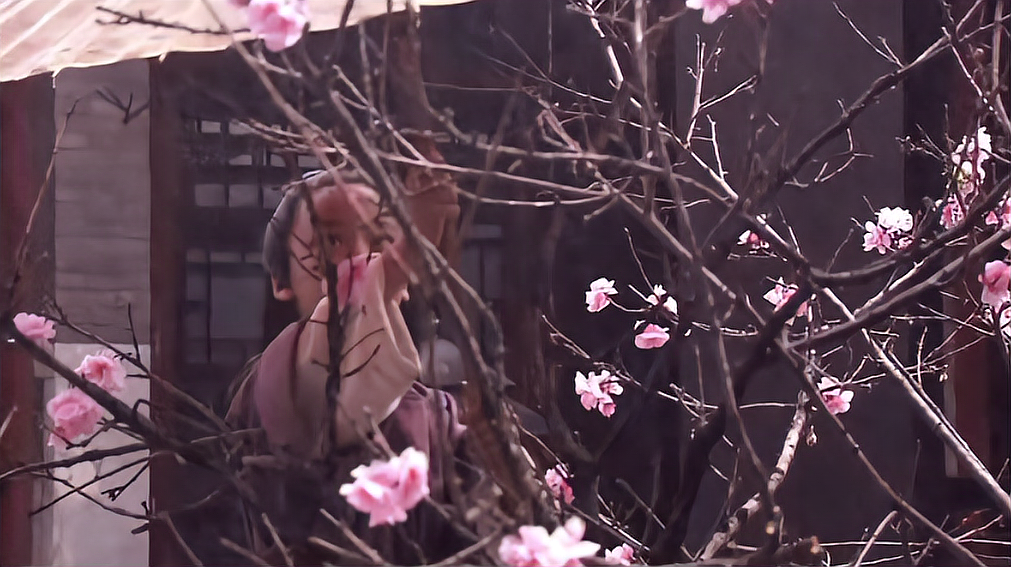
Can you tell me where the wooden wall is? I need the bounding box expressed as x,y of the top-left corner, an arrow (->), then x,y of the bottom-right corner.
53,60 -> 151,345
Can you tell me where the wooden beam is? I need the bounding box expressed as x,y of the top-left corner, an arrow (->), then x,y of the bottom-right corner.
148,58 -> 189,567
0,73 -> 55,567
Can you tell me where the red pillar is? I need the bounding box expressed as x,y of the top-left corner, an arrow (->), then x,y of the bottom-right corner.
0,74 -> 55,567
148,58 -> 188,567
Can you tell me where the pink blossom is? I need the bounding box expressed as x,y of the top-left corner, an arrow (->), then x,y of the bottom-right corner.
585,277 -> 618,313
985,196 -> 1011,250
817,377 -> 854,416
875,207 -> 914,233
498,517 -> 600,567
952,127 -> 992,190
574,370 -> 623,418
862,221 -> 892,254
646,285 -> 678,315
247,0 -> 307,52
75,350 -> 126,393
12,312 -> 56,347
634,323 -> 670,350
338,447 -> 430,527
737,229 -> 769,250
46,388 -> 104,448
985,197 -> 1010,229
545,465 -> 574,505
604,543 -> 636,565
685,0 -> 743,23
940,197 -> 965,230
979,261 -> 1011,312
762,278 -> 809,320
738,214 -> 770,250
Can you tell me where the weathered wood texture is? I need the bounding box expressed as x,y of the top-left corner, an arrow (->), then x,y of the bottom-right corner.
53,60 -> 151,344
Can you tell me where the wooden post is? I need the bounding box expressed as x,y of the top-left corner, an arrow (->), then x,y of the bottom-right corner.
148,59 -> 188,567
0,73 -> 55,567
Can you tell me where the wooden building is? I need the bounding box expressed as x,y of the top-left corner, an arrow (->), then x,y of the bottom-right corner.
1,0 -> 1006,565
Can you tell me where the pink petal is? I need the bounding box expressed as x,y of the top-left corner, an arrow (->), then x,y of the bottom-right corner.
46,389 -> 103,446
12,312 -> 56,347
598,401 -> 617,418
247,0 -> 307,52
394,447 -> 430,509
545,466 -> 575,505
980,261 -> 1011,311
75,351 -> 127,393
605,543 -> 635,565
634,324 -> 670,349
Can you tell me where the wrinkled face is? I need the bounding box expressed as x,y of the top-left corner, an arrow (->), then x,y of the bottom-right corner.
280,182 -> 382,318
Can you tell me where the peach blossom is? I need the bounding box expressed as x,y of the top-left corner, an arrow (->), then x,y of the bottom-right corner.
940,197 -> 964,230
876,207 -> 914,233
585,277 -> 618,312
338,447 -> 430,527
979,261 -> 1011,312
604,543 -> 635,565
46,389 -> 104,448
247,0 -> 307,52
818,377 -> 854,416
12,312 -> 56,347
738,229 -> 769,250
633,323 -> 670,350
75,350 -> 127,393
498,517 -> 600,567
646,285 -> 678,315
762,278 -> 809,321
862,221 -> 892,254
574,370 -> 623,418
952,126 -> 992,185
545,465 -> 574,505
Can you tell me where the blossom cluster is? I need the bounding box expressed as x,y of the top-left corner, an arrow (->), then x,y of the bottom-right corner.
498,517 -> 600,567
939,127 -> 1006,244
574,369 -> 624,418
338,447 -> 430,527
13,313 -> 127,448
952,126 -> 992,197
581,278 -> 676,416
862,206 -> 914,255
585,279 -> 676,350
498,516 -> 638,566
229,0 -> 308,52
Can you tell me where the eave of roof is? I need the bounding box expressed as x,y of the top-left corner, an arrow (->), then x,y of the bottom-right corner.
0,0 -> 473,83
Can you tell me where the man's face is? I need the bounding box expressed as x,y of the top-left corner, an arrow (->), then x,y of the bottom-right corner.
278,182 -> 381,318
